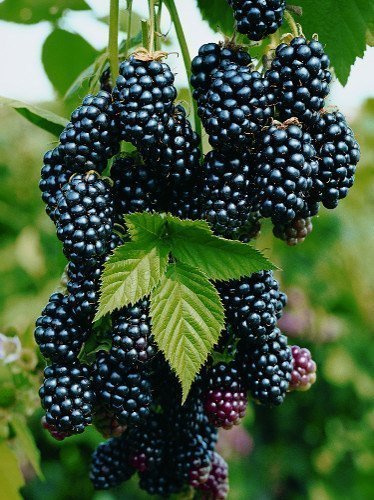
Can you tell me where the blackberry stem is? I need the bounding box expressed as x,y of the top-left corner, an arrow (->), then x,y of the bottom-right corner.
148,0 -> 156,52
125,0 -> 133,58
284,10 -> 299,38
155,0 -> 163,51
109,0 -> 119,84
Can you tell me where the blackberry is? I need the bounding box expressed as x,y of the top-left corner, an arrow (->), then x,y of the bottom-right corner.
128,412 -> 164,472
200,149 -> 252,238
204,362 -> 247,429
39,361 -> 95,434
289,345 -> 317,391
94,351 -> 152,426
197,451 -> 229,500
228,0 -> 286,41
273,215 -> 313,245
175,433 -> 211,487
41,416 -> 72,441
235,212 -> 262,242
238,327 -> 292,406
198,61 -> 274,151
59,91 -> 119,173
253,122 -> 317,224
218,271 -> 285,344
267,37 -> 332,123
111,55 -> 177,156
111,154 -> 162,219
90,436 -> 135,490
100,66 -> 112,93
55,172 -> 114,265
310,111 -> 360,208
34,292 -> 88,362
191,42 -> 251,102
139,467 -> 184,497
39,146 -> 73,221
110,300 -> 155,367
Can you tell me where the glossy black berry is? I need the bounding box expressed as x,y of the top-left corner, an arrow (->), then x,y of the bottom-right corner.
228,0 -> 286,41
39,361 -> 95,434
253,122 -> 317,223
34,292 -> 89,362
310,111 -> 360,208
267,37 -> 332,123
59,91 -> 119,173
90,436 -> 135,490
175,433 -> 211,487
55,172 -> 114,265
238,328 -> 293,406
128,411 -> 164,473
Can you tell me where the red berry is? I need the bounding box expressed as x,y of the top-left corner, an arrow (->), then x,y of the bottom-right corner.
289,345 -> 317,391
198,451 -> 229,499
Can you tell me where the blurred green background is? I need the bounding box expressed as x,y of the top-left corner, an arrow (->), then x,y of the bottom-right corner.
0,1 -> 373,499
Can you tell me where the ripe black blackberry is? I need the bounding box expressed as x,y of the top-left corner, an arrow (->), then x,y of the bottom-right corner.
191,42 -> 251,102
198,61 -> 275,151
218,270 -> 286,344
253,122 -> 317,224
55,172 -> 114,265
128,411 -> 164,472
235,212 -> 262,242
93,351 -> 152,426
139,467 -> 184,497
110,300 -> 156,367
197,451 -> 229,499
59,91 -> 119,173
39,146 -> 73,221
200,149 -> 253,238
273,215 -> 314,245
90,436 -> 135,490
228,0 -> 286,41
42,416 -> 72,441
34,292 -> 89,362
39,361 -> 95,434
238,327 -> 293,406
267,37 -> 332,123
175,433 -> 211,487
310,111 -> 360,208
111,55 -> 177,157
204,362 -> 247,429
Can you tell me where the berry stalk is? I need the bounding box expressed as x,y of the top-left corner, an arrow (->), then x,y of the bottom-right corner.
109,0 -> 120,84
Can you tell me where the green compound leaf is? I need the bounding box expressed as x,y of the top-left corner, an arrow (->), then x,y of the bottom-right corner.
166,215 -> 276,281
95,240 -> 169,321
125,212 -> 166,243
150,261 -> 225,401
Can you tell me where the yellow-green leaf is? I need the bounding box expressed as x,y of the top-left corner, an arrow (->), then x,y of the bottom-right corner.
0,442 -> 25,500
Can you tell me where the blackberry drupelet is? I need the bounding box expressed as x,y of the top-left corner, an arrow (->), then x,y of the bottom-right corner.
94,351 -> 152,426
110,299 -> 156,367
90,436 -> 135,490
218,270 -> 286,344
34,292 -> 89,362
204,362 -> 247,429
41,416 -> 72,441
39,361 -> 95,434
139,467 -> 184,497
289,345 -> 317,391
197,451 -> 229,499
59,91 -> 119,173
267,37 -> 332,123
39,146 -> 73,221
128,411 -> 164,472
238,327 -> 293,406
111,55 -> 177,156
200,149 -> 252,238
198,61 -> 274,151
310,111 -> 360,208
273,215 -> 314,245
175,433 -> 211,487
228,0 -> 286,41
55,172 -> 114,265
253,122 -> 317,223
100,66 -> 112,93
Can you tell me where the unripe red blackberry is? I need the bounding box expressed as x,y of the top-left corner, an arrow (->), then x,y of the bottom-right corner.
310,111 -> 360,208
34,292 -> 89,362
273,216 -> 314,245
197,451 -> 229,500
55,172 -> 114,265
59,91 -> 119,173
253,122 -> 317,224
110,299 -> 155,367
238,328 -> 292,406
204,362 -> 247,429
267,37 -> 332,123
90,436 -> 135,490
289,345 -> 317,391
228,0 -> 286,41
39,361 -> 95,434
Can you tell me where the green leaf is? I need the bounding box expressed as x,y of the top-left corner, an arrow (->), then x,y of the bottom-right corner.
0,442 -> 24,500
0,96 -> 68,136
42,29 -> 99,96
0,0 -> 89,25
95,240 -> 169,320
125,212 -> 166,242
11,416 -> 43,480
150,261 -> 225,401
196,0 -> 235,36
166,216 -> 276,281
298,0 -> 374,85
